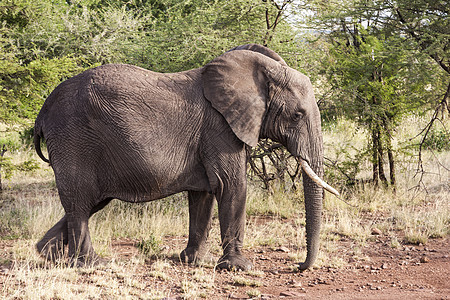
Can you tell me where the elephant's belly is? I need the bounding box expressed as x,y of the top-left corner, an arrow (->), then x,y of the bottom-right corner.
100,163 -> 211,203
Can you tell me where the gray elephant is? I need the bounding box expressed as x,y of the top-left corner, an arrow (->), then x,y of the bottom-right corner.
34,44 -> 338,271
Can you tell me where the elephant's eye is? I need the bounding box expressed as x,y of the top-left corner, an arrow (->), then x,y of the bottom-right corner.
293,111 -> 304,121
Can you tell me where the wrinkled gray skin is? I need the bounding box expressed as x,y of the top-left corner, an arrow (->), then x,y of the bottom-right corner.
34,44 -> 324,271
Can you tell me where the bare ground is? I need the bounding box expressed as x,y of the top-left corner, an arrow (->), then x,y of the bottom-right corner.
139,236 -> 449,299
0,230 -> 448,299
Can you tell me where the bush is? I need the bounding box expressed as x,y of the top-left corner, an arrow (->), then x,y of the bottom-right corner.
422,129 -> 450,152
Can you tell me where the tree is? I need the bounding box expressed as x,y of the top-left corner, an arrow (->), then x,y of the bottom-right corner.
0,0 -> 152,123
384,0 -> 450,181
306,0 -> 447,188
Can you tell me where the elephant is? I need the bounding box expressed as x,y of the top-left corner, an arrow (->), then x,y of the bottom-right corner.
34,44 -> 338,271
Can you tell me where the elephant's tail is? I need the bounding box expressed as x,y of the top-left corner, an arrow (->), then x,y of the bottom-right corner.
34,121 -> 50,164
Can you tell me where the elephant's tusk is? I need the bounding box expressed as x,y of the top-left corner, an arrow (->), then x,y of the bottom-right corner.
300,160 -> 340,196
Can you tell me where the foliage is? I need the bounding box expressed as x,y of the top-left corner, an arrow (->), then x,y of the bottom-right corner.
0,56 -> 82,122
305,0 -> 448,187
421,129 -> 450,152
0,157 -> 39,180
0,0 -> 149,123
136,234 -> 163,257
135,0 -> 301,73
0,130 -> 40,189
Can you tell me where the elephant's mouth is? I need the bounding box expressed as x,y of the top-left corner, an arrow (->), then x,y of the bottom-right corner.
299,159 -> 340,196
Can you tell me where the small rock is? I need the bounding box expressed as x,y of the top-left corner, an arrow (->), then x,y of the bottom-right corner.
277,246 -> 290,253
289,280 -> 302,288
327,267 -> 336,273
371,227 -> 382,235
381,263 -> 388,269
228,293 -> 248,300
280,291 -> 305,297
420,256 -> 430,263
1,269 -> 9,275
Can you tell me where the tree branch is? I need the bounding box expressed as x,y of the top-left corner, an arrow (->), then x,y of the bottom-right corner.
395,8 -> 450,75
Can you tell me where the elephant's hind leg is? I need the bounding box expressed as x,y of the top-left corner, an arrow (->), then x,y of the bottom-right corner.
66,209 -> 100,267
180,191 -> 215,264
36,215 -> 68,262
58,185 -> 103,267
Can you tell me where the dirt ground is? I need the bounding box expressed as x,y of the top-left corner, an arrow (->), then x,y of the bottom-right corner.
0,235 -> 448,299
108,235 -> 449,299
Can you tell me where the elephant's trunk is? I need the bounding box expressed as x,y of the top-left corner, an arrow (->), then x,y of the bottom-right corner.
299,159 -> 324,271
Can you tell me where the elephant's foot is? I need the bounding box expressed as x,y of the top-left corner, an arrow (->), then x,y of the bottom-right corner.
217,253 -> 252,271
180,247 -> 215,265
38,237 -> 103,268
69,252 -> 103,268
36,216 -> 68,262
36,237 -> 67,262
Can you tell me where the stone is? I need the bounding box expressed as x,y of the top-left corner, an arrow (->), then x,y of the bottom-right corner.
277,246 -> 290,253
280,291 -> 305,297
420,256 -> 430,263
371,227 -> 382,235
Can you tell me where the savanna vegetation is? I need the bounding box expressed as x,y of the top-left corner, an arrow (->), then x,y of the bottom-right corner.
0,0 -> 448,298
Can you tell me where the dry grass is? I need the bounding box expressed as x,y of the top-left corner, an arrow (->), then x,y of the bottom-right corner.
0,116 -> 448,298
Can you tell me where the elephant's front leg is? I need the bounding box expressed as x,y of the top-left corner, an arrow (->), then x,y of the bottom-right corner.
180,191 -> 215,264
216,182 -> 252,271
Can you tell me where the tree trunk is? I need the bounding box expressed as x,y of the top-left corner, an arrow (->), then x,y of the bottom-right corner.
0,145 -> 7,192
383,119 -> 396,191
387,147 -> 396,190
376,129 -> 388,187
372,127 -> 379,185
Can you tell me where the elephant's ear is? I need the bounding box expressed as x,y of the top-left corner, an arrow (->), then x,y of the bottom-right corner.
202,50 -> 283,147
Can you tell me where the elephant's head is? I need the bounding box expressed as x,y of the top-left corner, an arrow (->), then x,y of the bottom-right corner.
202,44 -> 338,270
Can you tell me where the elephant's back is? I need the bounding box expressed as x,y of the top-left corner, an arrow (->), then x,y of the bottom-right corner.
39,63 -> 174,112
38,64 -> 204,132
